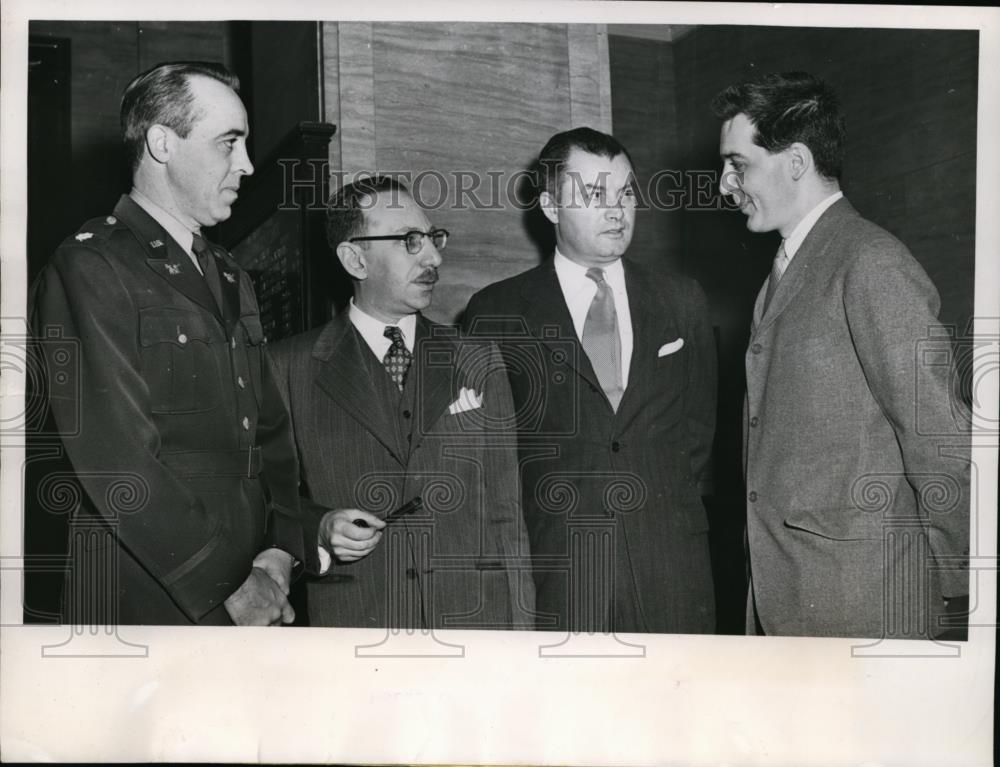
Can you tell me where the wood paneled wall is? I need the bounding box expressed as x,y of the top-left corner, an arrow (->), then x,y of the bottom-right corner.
608,34 -> 682,271
321,22 -> 612,323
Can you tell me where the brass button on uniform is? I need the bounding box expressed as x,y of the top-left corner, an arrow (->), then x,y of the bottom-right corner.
177,333 -> 188,344
750,416 -> 760,427
748,491 -> 758,502
241,416 -> 250,430
611,441 -> 621,452
751,343 -> 763,354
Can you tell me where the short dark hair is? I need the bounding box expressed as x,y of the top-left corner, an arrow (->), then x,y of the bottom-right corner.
710,71 -> 846,180
120,61 -> 241,172
538,127 -> 634,198
325,175 -> 412,251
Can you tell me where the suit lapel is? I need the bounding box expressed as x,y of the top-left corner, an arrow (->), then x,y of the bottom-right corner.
411,316 -> 460,450
618,260 -> 681,419
752,198 -> 856,338
113,195 -> 223,322
312,312 -> 404,465
519,261 -> 603,394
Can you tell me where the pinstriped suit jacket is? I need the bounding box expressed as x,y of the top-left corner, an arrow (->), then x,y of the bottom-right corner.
464,259 -> 718,634
743,198 -> 970,638
268,311 -> 535,629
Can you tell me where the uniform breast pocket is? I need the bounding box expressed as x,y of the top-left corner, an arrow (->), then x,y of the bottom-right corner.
139,308 -> 221,414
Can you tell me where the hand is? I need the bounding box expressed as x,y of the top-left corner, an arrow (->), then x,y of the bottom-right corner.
319,508 -> 386,563
224,567 -> 295,626
252,547 -> 294,595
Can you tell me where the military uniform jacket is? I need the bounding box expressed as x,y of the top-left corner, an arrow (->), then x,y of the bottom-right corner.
464,259 -> 718,634
30,195 -> 304,625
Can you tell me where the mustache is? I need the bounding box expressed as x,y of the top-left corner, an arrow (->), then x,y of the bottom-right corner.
414,268 -> 439,284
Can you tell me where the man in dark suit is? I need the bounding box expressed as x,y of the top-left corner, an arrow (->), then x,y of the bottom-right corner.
268,176 -> 534,630
713,71 -> 970,638
30,62 -> 303,625
463,128 -> 718,634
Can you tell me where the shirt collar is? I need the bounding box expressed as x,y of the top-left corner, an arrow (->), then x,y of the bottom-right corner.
784,191 -> 844,259
553,248 -> 626,289
129,188 -> 197,255
348,298 -> 417,358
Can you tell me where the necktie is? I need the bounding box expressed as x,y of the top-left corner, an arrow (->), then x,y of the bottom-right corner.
191,233 -> 224,310
582,268 -> 624,411
383,326 -> 413,391
762,241 -> 788,316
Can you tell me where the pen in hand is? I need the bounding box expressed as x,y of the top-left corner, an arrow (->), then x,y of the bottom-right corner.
353,496 -> 423,528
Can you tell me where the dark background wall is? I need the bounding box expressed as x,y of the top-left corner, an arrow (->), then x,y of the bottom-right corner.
609,26 -> 978,631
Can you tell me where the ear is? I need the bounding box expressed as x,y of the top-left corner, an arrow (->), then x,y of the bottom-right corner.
787,142 -> 813,182
145,124 -> 171,165
539,190 -> 559,226
336,242 -> 367,281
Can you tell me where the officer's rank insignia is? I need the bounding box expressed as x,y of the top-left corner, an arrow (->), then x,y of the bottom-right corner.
105,216 -> 117,225
150,239 -> 164,248
223,271 -> 236,283
75,232 -> 93,242
165,263 -> 182,275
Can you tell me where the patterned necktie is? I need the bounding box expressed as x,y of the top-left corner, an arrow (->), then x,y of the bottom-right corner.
582,268 -> 624,411
762,240 -> 788,316
191,233 -> 223,309
383,326 -> 413,391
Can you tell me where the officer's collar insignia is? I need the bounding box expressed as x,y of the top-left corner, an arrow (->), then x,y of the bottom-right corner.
150,239 -> 164,248
223,271 -> 236,283
105,216 -> 117,225
165,263 -> 182,275
75,232 -> 93,242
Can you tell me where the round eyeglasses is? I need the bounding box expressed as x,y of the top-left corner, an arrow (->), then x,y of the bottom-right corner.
349,228 -> 449,255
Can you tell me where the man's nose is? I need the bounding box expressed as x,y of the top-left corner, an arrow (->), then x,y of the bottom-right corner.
719,167 -> 740,199
233,142 -> 254,177
421,240 -> 442,268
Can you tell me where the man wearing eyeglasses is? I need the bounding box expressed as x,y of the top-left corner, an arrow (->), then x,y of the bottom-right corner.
463,127 -> 718,635
268,175 -> 534,629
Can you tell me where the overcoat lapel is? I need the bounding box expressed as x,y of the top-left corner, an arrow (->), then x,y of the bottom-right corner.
113,195 -> 223,322
312,312 -> 404,465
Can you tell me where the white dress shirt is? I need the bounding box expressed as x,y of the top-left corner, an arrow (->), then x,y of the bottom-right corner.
348,299 -> 417,359
783,190 -> 844,261
553,249 -> 634,387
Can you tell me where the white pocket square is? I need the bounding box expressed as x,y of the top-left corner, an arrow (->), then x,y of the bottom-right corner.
657,338 -> 685,357
448,387 -> 484,415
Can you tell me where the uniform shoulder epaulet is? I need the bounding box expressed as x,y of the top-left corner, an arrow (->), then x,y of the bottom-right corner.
60,214 -> 126,248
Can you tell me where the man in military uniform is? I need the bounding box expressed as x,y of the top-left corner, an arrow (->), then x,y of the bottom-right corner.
30,61 -> 304,625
